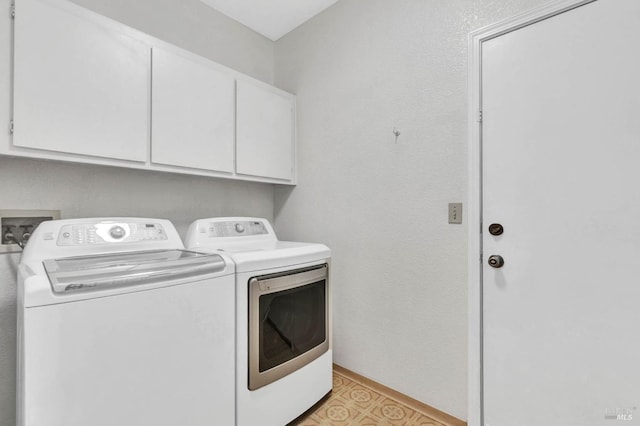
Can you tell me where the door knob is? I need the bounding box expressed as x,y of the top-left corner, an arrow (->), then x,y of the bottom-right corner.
488,255 -> 504,268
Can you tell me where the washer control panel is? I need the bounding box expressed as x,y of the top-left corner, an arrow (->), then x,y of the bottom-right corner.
202,220 -> 268,238
57,222 -> 167,246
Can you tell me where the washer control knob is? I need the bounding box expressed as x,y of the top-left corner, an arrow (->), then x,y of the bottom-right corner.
109,226 -> 126,239
235,223 -> 245,233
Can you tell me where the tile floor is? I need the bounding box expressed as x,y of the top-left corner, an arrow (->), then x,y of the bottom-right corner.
289,370 -> 446,426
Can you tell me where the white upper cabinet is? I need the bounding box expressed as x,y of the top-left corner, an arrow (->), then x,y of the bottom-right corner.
151,47 -> 235,173
236,80 -> 296,182
13,0 -> 150,162
8,0 -> 297,184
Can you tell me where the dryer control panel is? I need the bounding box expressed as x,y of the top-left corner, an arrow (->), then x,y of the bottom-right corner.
56,222 -> 167,246
202,220 -> 268,238
184,217 -> 277,249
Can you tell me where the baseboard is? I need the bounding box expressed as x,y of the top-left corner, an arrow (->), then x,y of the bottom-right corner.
333,364 -> 467,426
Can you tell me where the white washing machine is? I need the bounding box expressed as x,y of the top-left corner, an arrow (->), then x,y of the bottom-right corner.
17,218 -> 236,426
185,217 -> 332,426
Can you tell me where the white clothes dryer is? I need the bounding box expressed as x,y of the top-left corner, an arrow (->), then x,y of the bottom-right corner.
185,217 -> 332,426
17,218 -> 236,426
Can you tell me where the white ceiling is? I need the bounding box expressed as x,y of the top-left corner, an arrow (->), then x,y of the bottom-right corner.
199,0 -> 339,41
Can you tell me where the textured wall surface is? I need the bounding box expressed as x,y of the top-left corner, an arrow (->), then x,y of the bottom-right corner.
0,1 -> 275,424
273,0 -> 548,420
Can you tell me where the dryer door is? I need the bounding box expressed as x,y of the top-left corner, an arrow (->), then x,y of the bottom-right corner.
248,263 -> 329,390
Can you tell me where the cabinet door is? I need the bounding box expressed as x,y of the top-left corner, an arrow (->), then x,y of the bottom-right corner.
151,47 -> 235,173
236,80 -> 295,181
13,0 -> 150,162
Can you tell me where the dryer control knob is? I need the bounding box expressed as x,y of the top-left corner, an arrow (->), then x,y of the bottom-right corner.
109,226 -> 126,239
235,223 -> 245,233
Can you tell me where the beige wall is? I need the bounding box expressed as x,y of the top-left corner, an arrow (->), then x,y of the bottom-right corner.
0,1 -> 275,424
273,0 -> 548,420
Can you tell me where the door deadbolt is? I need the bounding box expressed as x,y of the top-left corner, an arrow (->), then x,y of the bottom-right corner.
488,223 -> 503,236
488,255 -> 504,268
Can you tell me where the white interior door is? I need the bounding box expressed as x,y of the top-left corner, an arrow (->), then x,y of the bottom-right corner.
482,1 -> 640,425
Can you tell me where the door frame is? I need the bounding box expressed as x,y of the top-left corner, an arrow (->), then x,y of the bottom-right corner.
466,1 -> 596,424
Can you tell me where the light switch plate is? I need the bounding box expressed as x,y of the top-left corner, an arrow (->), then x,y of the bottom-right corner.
448,203 -> 462,224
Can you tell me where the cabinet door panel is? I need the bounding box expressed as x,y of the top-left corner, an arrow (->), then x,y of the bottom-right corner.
13,0 -> 150,162
151,47 -> 234,173
236,81 -> 295,181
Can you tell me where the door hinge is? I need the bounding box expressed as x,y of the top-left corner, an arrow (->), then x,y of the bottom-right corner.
10,2 -> 15,19
477,110 -> 483,123
9,120 -> 14,134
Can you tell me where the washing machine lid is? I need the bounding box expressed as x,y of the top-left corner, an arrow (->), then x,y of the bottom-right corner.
43,249 -> 225,293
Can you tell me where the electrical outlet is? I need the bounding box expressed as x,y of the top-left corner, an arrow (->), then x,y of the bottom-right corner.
0,209 -> 60,250
448,203 -> 463,224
